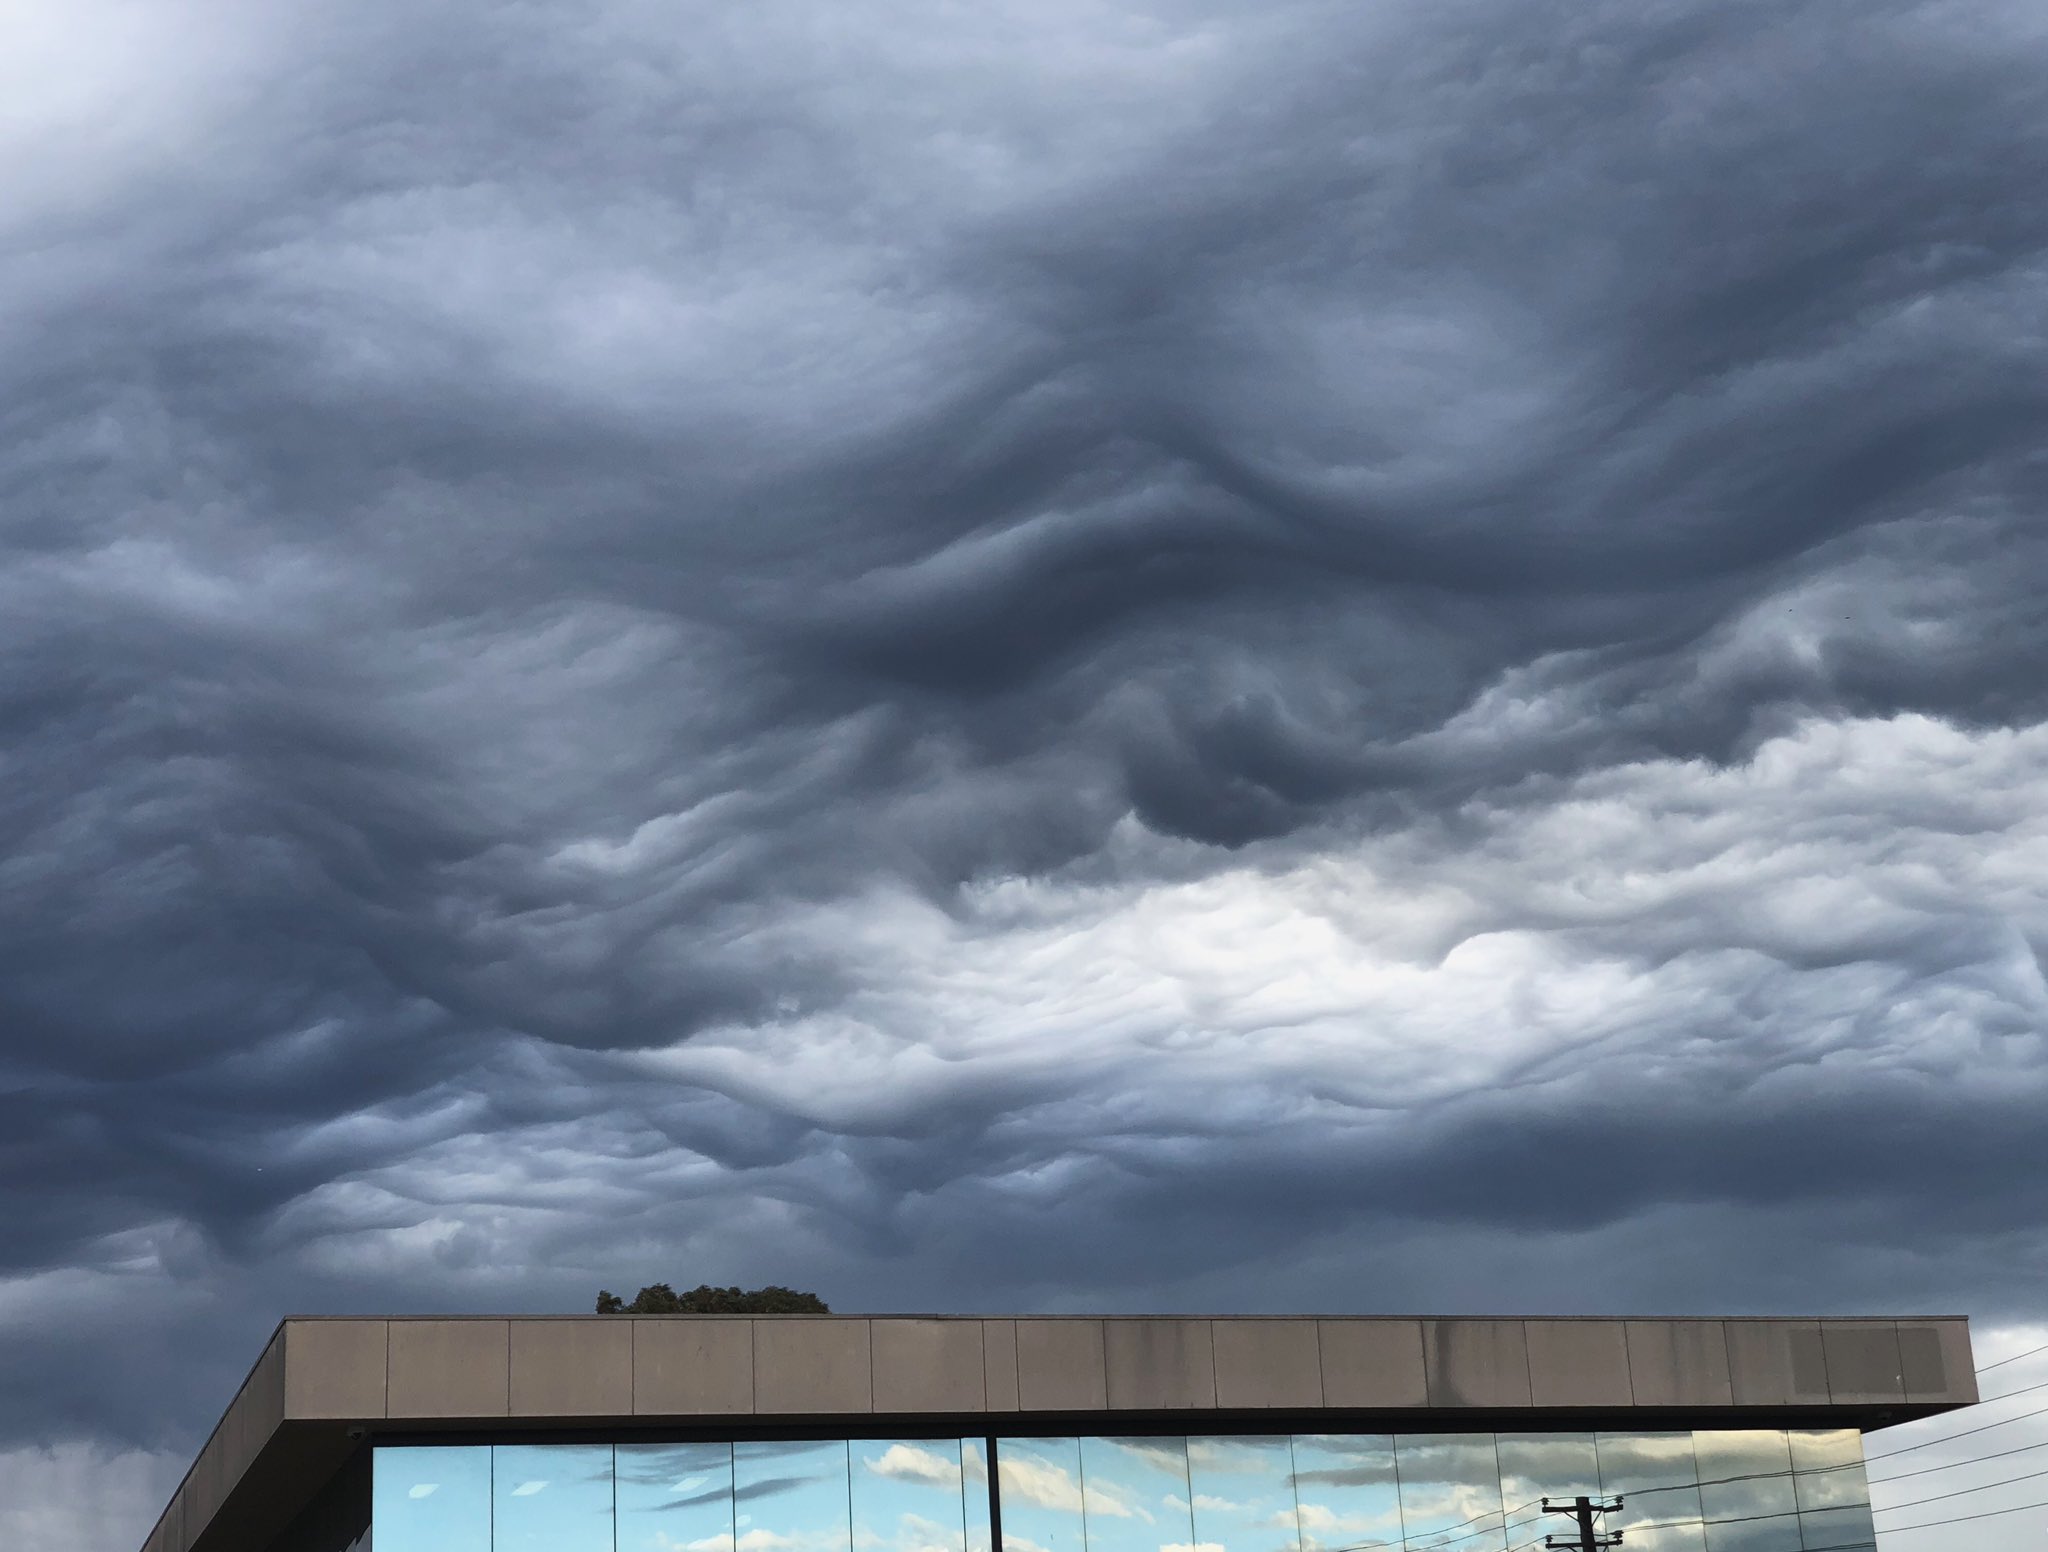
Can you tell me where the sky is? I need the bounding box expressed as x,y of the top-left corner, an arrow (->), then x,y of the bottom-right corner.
1,0 -> 2046,1547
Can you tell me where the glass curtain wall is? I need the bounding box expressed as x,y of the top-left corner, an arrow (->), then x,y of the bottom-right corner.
372,1428 -> 1873,1552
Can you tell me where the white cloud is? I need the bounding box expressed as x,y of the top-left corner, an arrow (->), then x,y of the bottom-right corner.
865,1443 -> 963,1486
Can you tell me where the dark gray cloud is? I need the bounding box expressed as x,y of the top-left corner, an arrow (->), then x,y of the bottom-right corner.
4,0 -> 2048,1545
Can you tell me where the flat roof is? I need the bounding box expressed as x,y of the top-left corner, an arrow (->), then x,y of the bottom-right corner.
143,1313 -> 1977,1552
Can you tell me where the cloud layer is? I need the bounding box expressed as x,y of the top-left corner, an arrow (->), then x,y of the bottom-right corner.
3,0 -> 2047,1547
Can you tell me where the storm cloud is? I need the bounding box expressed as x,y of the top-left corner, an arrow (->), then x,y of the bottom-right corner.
3,0 -> 2046,1546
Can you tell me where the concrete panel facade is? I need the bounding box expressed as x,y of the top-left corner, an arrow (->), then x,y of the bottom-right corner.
634,1318 -> 754,1415
284,1320 -> 388,1420
143,1313 -> 1982,1552
1821,1322 -> 1906,1405
1213,1319 -> 1322,1409
1317,1319 -> 1428,1408
983,1319 -> 1021,1412
220,1334 -> 285,1496
1105,1319 -> 1216,1410
386,1320 -> 510,1418
510,1319 -> 633,1417
1901,1318 -> 1976,1404
1526,1319 -> 1632,1408
754,1317 -> 872,1414
1623,1321 -> 1733,1408
1015,1319 -> 1108,1411
1423,1320 -> 1533,1408
1727,1320 -> 1830,1407
873,1319 -> 987,1414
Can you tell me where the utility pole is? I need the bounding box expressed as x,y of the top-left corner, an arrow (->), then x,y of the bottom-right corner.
1541,1495 -> 1623,1551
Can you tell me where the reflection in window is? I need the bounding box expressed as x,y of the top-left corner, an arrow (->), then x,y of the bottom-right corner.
619,1442 -> 735,1552
1395,1435 -> 1505,1552
1185,1436 -> 1299,1552
1495,1433 -> 1598,1551
1787,1432 -> 1868,1510
495,1443 -> 614,1552
1598,1433 -> 1705,1552
1288,1434 -> 1402,1552
854,1439 -> 969,1552
1076,1437 -> 1194,1552
964,1442 -> 994,1552
996,1439 -> 1087,1552
1788,1431 -> 1873,1551
737,1440 -> 854,1552
1691,1432 -> 1798,1552
373,1445 -> 491,1552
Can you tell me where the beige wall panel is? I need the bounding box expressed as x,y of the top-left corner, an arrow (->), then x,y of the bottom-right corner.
211,1331 -> 286,1497
1726,1321 -> 1829,1406
1423,1320 -> 1533,1408
1212,1320 -> 1323,1409
1624,1321 -> 1733,1407
634,1319 -> 754,1415
1900,1319 -> 1977,1404
1318,1320 -> 1428,1408
872,1319 -> 988,1414
1105,1319 -> 1216,1409
755,1318 -> 873,1414
983,1319 -> 1022,1413
284,1320 -> 389,1420
1525,1320 -> 1632,1408
1015,1319 -> 1108,1411
1820,1322 -> 1905,1404
510,1319 -> 634,1416
386,1320 -> 510,1418
181,1436 -> 226,1552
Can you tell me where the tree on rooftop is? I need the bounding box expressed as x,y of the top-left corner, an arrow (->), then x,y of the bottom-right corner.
595,1283 -> 829,1314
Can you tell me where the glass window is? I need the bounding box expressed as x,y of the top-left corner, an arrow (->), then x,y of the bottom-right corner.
1787,1431 -> 1872,1552
964,1441 -> 994,1552
1288,1434 -> 1402,1552
996,1438 -> 1087,1552
1598,1432 -> 1705,1552
495,1443 -> 615,1552
1691,1432 -> 1798,1552
1185,1436 -> 1300,1552
618,1443 -> 735,1552
1795,1501 -> 1876,1552
1076,1437 -> 1195,1552
736,1440 -> 853,1552
1495,1433 -> 1598,1552
1393,1435 -> 1505,1552
373,1445 -> 491,1552
853,1439 -> 969,1552
1786,1432 -> 1868,1511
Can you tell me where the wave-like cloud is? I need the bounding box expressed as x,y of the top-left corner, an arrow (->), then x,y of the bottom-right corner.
4,1 -> 2048,1549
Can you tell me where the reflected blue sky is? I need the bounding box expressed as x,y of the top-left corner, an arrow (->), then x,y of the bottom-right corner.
496,1442 -> 613,1552
1186,1435 -> 1300,1552
995,1438 -> 1086,1552
373,1445 -> 491,1552
853,1439 -> 969,1552
618,1442 -> 735,1552
370,1430 -> 1872,1552
1287,1435 -> 1402,1552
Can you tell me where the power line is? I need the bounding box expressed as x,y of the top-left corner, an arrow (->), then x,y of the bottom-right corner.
1978,1339 -> 2048,1375
1327,1429 -> 2040,1552
1872,1461 -> 2048,1514
1866,1399 -> 2048,1462
1316,1413 -> 2048,1552
1869,1434 -> 2048,1484
1880,1493 -> 2048,1534
1979,1373 -> 2048,1406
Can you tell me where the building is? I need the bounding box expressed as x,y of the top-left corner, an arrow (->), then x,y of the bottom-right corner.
140,1314 -> 1977,1552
